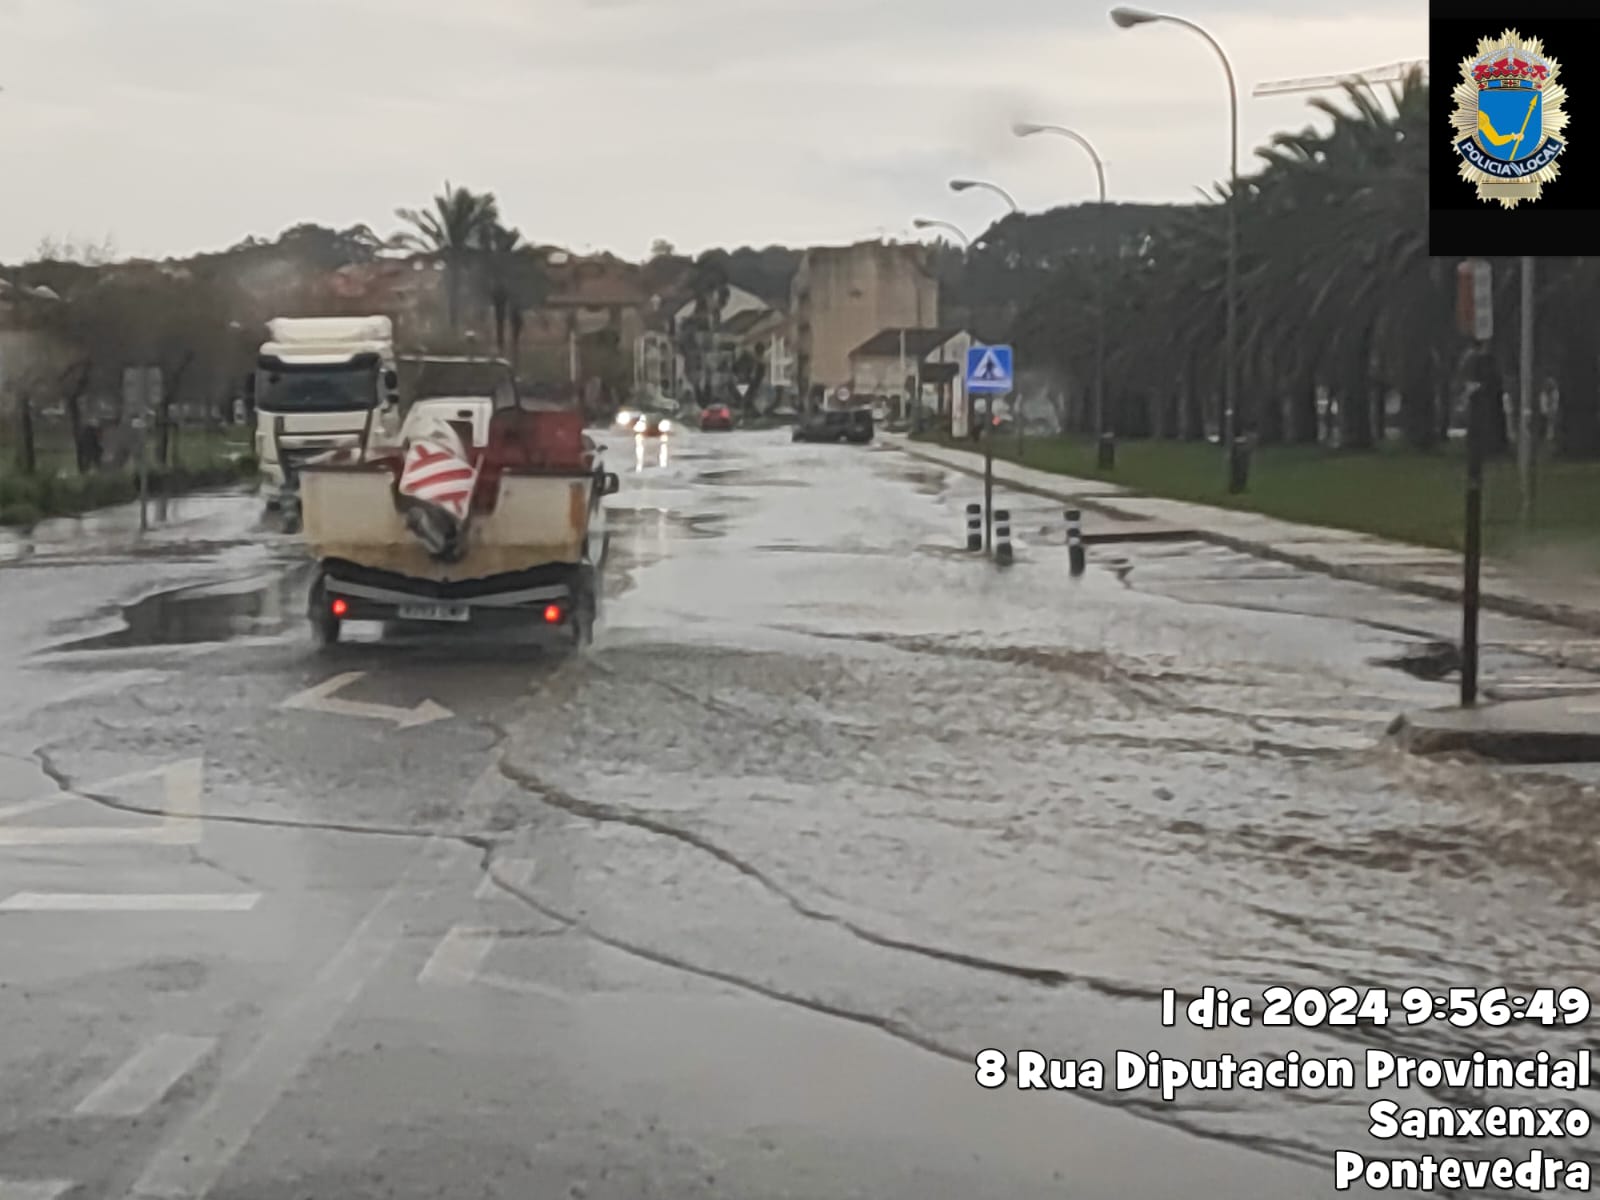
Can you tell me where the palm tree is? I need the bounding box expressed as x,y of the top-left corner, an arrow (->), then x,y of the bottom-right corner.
393,182 -> 500,332
484,224 -> 522,354
480,226 -> 549,371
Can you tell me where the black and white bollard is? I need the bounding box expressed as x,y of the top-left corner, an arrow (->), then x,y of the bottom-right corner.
1066,509 -> 1086,576
994,509 -> 1013,565
966,503 -> 983,551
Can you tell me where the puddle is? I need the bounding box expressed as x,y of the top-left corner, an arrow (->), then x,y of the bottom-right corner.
758,543 -> 892,558
1372,640 -> 1460,681
607,508 -> 728,539
60,570 -> 311,650
692,469 -> 808,489
887,468 -> 947,496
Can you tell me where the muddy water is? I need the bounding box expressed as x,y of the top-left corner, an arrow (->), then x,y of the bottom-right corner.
499,433 -> 1600,1187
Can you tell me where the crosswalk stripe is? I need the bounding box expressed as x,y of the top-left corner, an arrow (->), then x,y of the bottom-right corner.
418,925 -> 498,985
0,893 -> 259,912
74,1035 -> 216,1118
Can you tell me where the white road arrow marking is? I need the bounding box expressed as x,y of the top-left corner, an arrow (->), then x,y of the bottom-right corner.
280,671 -> 453,729
0,758 -> 204,847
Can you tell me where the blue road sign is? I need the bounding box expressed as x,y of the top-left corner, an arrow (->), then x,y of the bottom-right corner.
966,344 -> 1013,393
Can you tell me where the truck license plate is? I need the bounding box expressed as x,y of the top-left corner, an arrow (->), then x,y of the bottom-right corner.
398,602 -> 470,623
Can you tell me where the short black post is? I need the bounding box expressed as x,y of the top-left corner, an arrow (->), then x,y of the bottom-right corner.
1096,432 -> 1116,470
994,509 -> 1012,565
1066,509 -> 1085,576
1228,435 -> 1251,495
966,503 -> 983,552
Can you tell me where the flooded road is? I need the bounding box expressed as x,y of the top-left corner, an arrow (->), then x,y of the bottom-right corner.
3,430 -> 1598,1198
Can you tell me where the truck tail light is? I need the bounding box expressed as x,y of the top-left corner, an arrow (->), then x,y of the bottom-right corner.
330,597 -> 349,617
543,604 -> 562,624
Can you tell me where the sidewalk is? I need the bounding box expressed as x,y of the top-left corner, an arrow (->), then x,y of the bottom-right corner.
887,435 -> 1600,637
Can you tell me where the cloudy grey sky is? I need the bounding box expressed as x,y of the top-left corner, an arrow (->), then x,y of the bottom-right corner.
1,0 -> 1425,262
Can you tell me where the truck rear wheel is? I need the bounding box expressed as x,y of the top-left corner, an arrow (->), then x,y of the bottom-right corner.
307,571 -> 340,648
311,611 -> 341,647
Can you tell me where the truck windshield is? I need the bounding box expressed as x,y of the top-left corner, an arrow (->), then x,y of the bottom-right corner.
256,360 -> 377,413
399,359 -> 516,407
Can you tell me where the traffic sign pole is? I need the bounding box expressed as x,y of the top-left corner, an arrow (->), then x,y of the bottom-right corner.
984,393 -> 994,551
964,345 -> 1014,557
1455,259 -> 1493,708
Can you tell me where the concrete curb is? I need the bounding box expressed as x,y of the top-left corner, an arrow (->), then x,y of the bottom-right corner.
889,439 -> 1600,638
1387,712 -> 1600,764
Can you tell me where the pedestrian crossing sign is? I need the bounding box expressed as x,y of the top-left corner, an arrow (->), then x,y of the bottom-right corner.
965,345 -> 1013,393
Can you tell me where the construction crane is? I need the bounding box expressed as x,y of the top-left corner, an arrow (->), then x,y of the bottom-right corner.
1253,60 -> 1427,97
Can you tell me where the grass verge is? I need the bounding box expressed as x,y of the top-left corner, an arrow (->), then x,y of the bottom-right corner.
914,433 -> 1600,566
0,453 -> 259,529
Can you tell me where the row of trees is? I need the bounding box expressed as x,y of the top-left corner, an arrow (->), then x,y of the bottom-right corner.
1,183 -> 557,476
1007,71 -> 1600,459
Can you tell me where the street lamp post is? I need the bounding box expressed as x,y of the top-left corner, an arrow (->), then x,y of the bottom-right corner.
913,218 -> 973,436
1014,121 -> 1113,469
1110,5 -> 1244,492
949,178 -> 1020,214
912,217 -> 973,250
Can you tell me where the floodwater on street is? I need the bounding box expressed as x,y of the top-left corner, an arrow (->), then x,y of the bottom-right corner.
3,428 -> 1598,1198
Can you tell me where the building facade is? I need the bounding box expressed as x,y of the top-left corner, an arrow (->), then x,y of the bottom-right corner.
790,242 -> 939,403
847,327 -> 972,422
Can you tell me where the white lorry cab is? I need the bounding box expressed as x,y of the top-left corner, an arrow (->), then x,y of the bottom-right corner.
254,316 -> 402,520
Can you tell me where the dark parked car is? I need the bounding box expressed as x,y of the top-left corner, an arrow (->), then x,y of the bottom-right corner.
792,407 -> 872,444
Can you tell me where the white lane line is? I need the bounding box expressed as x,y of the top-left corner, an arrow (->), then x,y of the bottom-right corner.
0,1182 -> 75,1200
0,893 -> 260,912
0,826 -> 199,847
74,1035 -> 216,1118
0,797 -> 68,823
474,856 -> 534,899
129,839 -> 462,1200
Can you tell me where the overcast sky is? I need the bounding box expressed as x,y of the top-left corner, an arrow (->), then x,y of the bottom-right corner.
0,0 -> 1425,263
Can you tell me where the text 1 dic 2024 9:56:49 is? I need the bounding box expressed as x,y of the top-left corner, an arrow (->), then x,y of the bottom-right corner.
1163,986 -> 1591,1030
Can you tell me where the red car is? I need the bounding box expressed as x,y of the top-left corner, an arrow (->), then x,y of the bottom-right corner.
700,404 -> 734,431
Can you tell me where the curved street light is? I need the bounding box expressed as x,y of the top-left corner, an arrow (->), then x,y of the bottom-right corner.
948,178 -> 1020,214
1109,5 -> 1244,492
912,217 -> 973,250
1012,123 -> 1107,204
1014,121 -> 1112,468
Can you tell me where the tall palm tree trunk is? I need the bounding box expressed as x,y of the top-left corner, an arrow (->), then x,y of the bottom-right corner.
1288,370 -> 1319,444
1339,328 -> 1375,450
15,393 -> 37,475
1554,331 -> 1600,459
1399,353 -> 1437,450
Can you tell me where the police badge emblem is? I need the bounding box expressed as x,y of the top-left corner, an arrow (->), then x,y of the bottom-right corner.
1452,30 -> 1567,208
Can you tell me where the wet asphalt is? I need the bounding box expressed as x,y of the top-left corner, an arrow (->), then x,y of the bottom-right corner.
2,428 -> 1599,1199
